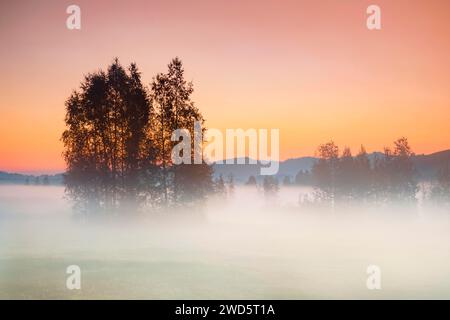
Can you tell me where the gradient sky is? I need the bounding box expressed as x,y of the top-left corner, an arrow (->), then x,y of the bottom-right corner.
0,0 -> 449,174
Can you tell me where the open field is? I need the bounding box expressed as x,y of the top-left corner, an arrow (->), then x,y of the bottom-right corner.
1,185 -> 450,299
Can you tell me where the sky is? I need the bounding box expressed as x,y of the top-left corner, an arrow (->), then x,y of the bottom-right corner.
0,0 -> 449,174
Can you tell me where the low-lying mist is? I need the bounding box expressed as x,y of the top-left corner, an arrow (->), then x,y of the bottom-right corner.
1,184 -> 449,299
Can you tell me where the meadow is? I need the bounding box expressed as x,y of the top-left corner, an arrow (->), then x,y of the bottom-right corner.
1,185 -> 450,299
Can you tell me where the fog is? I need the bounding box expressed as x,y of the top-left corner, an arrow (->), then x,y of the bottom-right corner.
1,185 -> 450,299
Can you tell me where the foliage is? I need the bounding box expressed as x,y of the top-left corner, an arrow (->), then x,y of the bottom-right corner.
62,58 -> 213,215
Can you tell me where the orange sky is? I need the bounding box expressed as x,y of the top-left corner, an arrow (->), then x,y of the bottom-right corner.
0,0 -> 449,174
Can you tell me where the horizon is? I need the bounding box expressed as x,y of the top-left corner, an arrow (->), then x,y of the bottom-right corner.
3,147 -> 449,176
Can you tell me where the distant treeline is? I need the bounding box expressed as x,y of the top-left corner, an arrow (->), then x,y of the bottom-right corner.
309,138 -> 417,205
0,172 -> 63,185
244,138 -> 450,209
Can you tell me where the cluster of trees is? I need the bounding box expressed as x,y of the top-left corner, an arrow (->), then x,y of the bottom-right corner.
25,175 -> 50,185
306,137 -> 418,207
62,58 -> 213,215
62,57 -> 450,214
245,136 -> 450,210
243,137 -> 427,206
428,164 -> 450,208
244,175 -> 279,198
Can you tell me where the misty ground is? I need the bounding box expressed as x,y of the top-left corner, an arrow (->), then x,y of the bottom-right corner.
0,185 -> 449,299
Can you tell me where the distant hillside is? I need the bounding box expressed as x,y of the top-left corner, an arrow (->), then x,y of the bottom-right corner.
212,150 -> 450,184
1,150 -> 449,185
212,154 -> 386,183
412,149 -> 450,180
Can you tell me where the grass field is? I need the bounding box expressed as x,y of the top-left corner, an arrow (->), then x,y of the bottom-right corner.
1,185 -> 450,299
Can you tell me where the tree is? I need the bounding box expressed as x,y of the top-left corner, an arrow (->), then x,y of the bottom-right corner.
336,147 -> 355,202
312,141 -> 339,205
353,145 -> 372,202
62,58 -> 152,215
263,176 -> 279,198
388,137 -> 417,203
372,138 -> 417,205
372,148 -> 391,205
150,57 -> 213,207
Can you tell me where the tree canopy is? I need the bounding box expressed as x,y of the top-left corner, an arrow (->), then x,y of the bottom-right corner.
62,58 -> 213,216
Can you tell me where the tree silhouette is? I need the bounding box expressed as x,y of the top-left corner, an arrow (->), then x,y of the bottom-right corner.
336,147 -> 355,202
263,176 -> 279,198
62,59 -> 152,214
391,137 -> 417,202
62,58 -> 213,215
312,141 -> 339,206
150,57 -> 213,207
353,145 -> 371,202
375,137 -> 417,204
